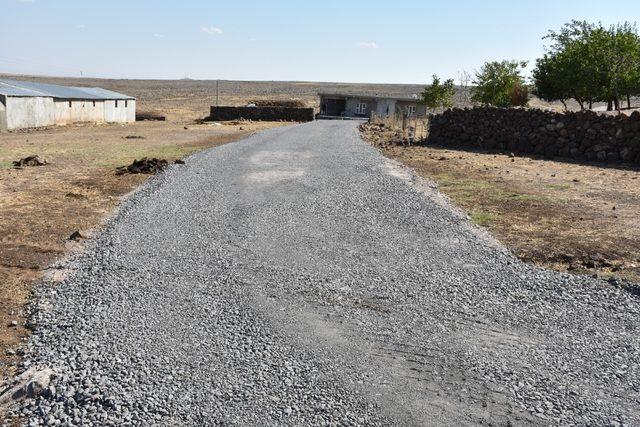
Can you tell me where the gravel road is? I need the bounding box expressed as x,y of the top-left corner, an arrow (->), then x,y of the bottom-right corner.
11,121 -> 640,426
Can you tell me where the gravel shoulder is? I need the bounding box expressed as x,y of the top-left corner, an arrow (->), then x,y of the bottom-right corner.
5,121 -> 639,426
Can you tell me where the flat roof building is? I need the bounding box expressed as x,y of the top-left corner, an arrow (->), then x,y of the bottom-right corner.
318,92 -> 426,119
0,79 -> 136,131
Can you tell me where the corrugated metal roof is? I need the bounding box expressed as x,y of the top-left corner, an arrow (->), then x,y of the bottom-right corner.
0,79 -> 135,100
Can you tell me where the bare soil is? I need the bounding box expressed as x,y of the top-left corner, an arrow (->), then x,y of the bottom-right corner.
0,120 -> 283,381
361,123 -> 640,284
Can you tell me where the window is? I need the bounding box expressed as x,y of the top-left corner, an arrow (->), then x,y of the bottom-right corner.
125,100 -> 128,108
115,100 -> 119,108
406,105 -> 416,116
68,101 -> 72,108
355,102 -> 367,115
93,101 -> 96,107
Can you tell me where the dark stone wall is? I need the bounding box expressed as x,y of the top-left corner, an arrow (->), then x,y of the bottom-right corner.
427,107 -> 640,164
209,106 -> 314,122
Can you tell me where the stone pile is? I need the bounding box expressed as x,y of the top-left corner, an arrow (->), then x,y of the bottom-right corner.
427,107 -> 640,164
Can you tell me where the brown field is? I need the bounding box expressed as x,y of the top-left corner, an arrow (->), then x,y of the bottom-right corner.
361,123 -> 640,285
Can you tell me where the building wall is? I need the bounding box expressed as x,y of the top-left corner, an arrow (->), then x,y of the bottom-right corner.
5,96 -> 56,130
54,99 -> 105,124
3,97 -> 135,130
103,99 -> 136,123
0,95 -> 6,131
321,97 -> 424,118
396,100 -> 426,116
374,99 -> 396,116
345,98 -> 376,117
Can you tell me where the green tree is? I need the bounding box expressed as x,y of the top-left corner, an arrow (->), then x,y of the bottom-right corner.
421,75 -> 456,110
471,60 -> 529,107
535,20 -> 640,111
532,53 -> 573,111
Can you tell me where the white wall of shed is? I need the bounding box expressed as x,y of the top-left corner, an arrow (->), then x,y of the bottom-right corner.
103,99 -> 135,123
54,99 -> 105,125
5,96 -> 56,130
4,97 -> 136,130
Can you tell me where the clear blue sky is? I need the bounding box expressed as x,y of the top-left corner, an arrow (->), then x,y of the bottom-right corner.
2,0 -> 639,84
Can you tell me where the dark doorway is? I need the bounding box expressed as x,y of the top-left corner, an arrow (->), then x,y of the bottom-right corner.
322,98 -> 346,116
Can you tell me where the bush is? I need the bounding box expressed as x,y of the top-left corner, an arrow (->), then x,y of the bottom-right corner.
472,60 -> 529,107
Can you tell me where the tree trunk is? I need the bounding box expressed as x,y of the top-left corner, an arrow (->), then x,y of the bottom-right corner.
627,94 -> 631,109
589,100 -> 593,110
560,99 -> 568,112
614,96 -> 620,111
607,100 -> 613,111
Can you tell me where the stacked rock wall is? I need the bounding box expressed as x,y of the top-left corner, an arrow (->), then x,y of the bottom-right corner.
209,106 -> 314,122
427,107 -> 640,163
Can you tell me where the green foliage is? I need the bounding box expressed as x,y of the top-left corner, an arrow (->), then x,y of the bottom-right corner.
421,75 -> 456,110
532,20 -> 640,110
471,60 -> 529,107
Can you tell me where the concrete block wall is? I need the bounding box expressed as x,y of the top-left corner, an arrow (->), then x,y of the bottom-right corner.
427,107 -> 640,164
5,96 -> 56,130
2,97 -> 136,130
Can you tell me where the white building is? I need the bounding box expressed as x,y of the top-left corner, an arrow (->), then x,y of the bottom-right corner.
0,79 -> 136,131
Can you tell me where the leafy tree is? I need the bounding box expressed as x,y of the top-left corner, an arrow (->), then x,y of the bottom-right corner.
532,53 -> 573,111
534,20 -> 640,111
471,60 -> 529,107
421,75 -> 456,110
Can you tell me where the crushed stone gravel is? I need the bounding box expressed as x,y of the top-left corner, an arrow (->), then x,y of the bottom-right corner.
9,121 -> 639,426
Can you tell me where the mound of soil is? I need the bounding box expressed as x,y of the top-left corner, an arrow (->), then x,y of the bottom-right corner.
13,155 -> 47,168
359,123 -> 406,147
135,112 -> 166,121
116,158 -> 169,175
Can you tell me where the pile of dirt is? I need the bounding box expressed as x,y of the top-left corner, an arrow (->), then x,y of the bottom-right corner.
12,155 -> 47,168
248,99 -> 307,108
135,112 -> 166,121
359,123 -> 407,147
116,158 -> 169,175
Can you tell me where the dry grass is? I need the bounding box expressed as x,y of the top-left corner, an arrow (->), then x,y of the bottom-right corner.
361,125 -> 640,284
0,120 -> 284,381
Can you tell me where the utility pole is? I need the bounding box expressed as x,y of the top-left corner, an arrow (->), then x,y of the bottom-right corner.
216,80 -> 219,106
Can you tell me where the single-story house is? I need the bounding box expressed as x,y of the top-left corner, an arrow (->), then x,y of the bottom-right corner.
0,79 -> 136,131
318,92 -> 426,119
